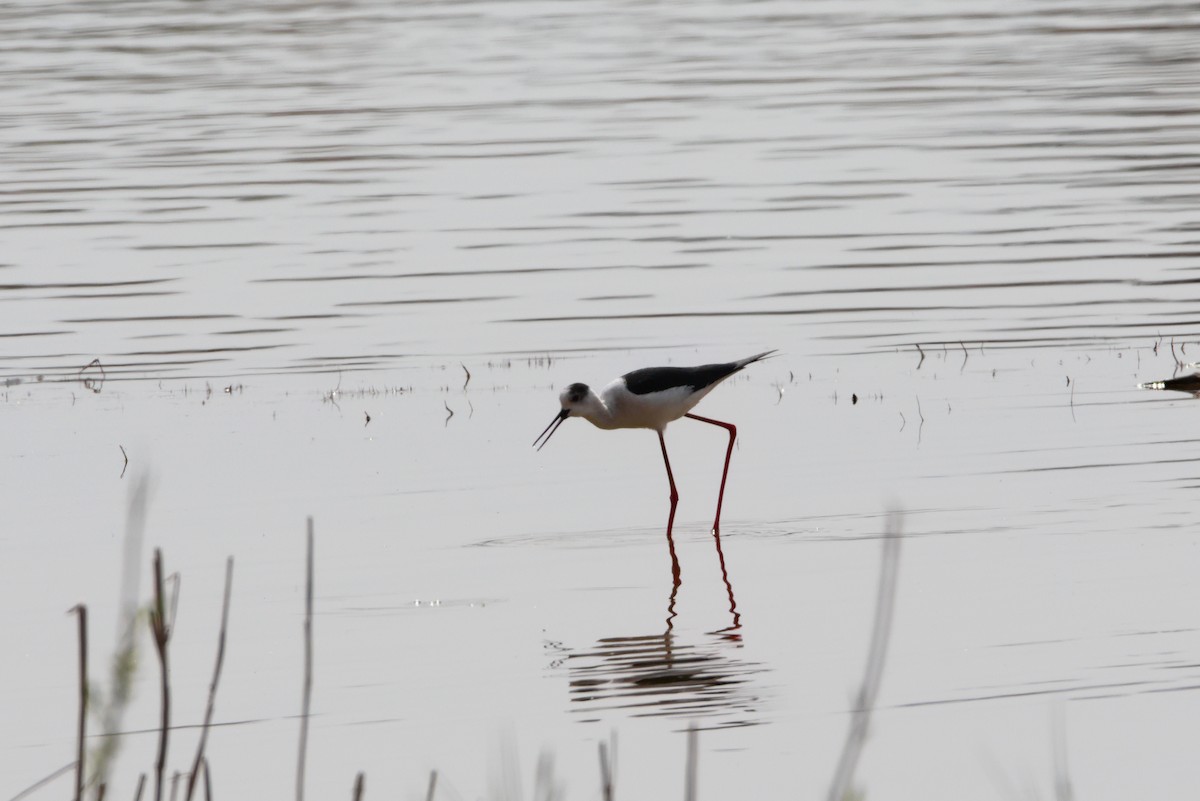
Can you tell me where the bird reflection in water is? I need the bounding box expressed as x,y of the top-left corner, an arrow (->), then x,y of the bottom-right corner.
566,497 -> 766,727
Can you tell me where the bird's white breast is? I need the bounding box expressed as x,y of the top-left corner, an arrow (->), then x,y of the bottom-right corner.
601,380 -> 712,431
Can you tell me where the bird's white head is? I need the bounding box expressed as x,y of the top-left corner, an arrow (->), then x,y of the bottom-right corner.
532,382 -> 597,450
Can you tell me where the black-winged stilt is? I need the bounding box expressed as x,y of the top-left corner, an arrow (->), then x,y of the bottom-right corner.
533,350 -> 775,531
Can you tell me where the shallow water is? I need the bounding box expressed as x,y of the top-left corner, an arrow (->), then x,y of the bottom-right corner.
4,0 -> 1200,799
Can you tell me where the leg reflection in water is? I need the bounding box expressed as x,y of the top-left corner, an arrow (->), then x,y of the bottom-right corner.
661,487 -> 740,638
664,492 -> 682,633
565,491 -> 762,725
711,527 -> 741,639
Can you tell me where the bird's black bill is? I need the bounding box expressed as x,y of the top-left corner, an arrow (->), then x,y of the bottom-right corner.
533,408 -> 569,450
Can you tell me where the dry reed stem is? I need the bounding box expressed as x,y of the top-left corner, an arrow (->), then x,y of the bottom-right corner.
149,550 -> 171,801
297,518 -> 315,801
8,764 -> 75,801
184,557 -> 234,801
1052,704 -> 1074,801
133,774 -> 146,801
598,740 -> 613,801
683,725 -> 697,801
70,604 -> 88,801
425,771 -> 437,801
826,513 -> 903,801
351,772 -> 364,801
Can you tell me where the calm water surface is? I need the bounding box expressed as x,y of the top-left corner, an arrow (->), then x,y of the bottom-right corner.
3,0 -> 1200,798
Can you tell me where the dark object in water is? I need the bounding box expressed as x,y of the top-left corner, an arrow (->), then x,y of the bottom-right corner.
1139,373 -> 1200,395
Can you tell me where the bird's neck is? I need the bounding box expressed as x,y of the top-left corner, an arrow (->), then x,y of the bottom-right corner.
579,393 -> 618,429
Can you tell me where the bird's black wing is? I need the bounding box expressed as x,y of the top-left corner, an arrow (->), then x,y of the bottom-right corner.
621,362 -> 742,396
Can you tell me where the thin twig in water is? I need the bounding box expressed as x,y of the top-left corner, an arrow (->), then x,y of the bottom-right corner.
297,519 -> 315,801
425,771 -> 437,801
67,606 -> 87,801
461,362 -> 471,390
8,764 -> 75,801
351,773 -> 364,801
1052,703 -> 1074,801
916,397 -> 925,443
598,737 -> 614,801
827,512 -> 903,801
79,358 -> 106,393
119,446 -> 129,479
915,343 -> 925,369
184,558 -> 234,801
683,725 -> 698,801
149,550 -> 171,801
133,774 -> 146,801
75,607 -> 90,799
93,477 -> 150,790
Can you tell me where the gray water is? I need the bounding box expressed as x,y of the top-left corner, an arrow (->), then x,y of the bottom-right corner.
4,1 -> 1200,799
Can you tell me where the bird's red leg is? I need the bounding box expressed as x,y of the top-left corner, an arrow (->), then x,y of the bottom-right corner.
658,429 -> 680,504
684,413 -> 737,532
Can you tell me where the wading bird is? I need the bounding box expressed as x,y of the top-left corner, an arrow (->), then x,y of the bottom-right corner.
533,350 -> 775,531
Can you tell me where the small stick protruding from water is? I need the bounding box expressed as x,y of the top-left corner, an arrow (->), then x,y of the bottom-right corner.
79,358 -> 106,393
69,604 -> 87,801
1051,703 -> 1074,801
185,558 -> 234,801
149,551 -> 171,801
683,725 -> 698,801
351,773 -> 364,801
119,446 -> 129,479
915,343 -> 925,369
598,737 -> 615,801
461,362 -> 471,390
297,519 -> 315,801
443,401 -> 454,425
425,770 -> 437,801
134,774 -> 147,801
201,759 -> 212,801
826,512 -> 902,801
